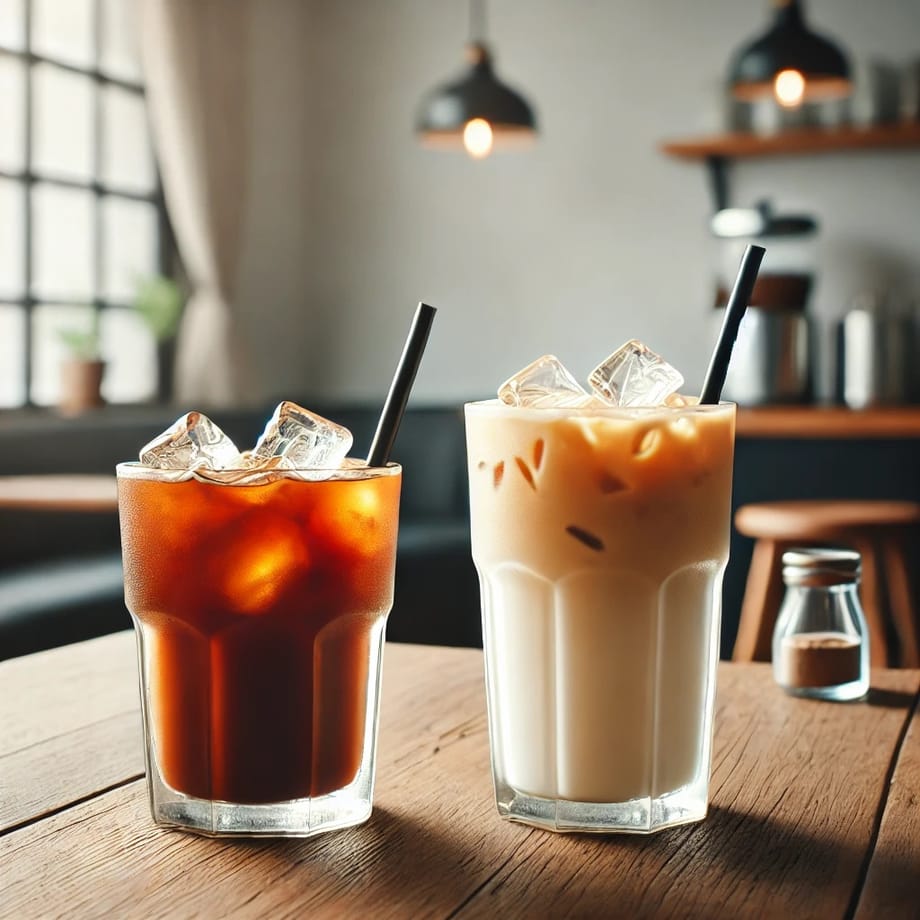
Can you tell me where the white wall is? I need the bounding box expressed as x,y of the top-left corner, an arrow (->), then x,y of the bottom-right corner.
233,0 -> 314,403
236,0 -> 920,405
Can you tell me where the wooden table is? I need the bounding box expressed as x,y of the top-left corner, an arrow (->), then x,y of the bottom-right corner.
2,633 -> 918,919
0,475 -> 118,512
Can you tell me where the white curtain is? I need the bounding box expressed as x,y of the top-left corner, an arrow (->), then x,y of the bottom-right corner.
140,0 -> 252,406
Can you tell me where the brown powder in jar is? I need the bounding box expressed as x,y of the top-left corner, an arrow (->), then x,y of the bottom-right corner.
777,632 -> 862,688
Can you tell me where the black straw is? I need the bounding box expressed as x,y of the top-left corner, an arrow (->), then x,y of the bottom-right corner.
698,244 -> 766,405
367,302 -> 437,467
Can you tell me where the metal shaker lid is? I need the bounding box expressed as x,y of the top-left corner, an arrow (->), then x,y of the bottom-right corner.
782,548 -> 861,586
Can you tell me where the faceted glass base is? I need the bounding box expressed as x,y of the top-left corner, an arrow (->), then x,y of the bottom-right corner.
147,765 -> 373,838
494,778 -> 707,835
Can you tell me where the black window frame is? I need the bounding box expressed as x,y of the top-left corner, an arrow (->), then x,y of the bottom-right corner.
0,0 -> 170,408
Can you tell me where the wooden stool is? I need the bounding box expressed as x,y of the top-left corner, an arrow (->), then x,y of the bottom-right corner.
733,500 -> 920,668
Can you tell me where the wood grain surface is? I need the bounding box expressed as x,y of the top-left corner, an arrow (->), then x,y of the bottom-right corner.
1,634 -> 918,919
0,632 -> 142,832
855,690 -> 920,919
0,632 -> 137,757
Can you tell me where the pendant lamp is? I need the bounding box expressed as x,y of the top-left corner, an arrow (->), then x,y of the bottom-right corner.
416,0 -> 537,159
729,0 -> 851,108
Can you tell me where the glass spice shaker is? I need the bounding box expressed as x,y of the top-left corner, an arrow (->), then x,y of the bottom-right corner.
772,548 -> 869,701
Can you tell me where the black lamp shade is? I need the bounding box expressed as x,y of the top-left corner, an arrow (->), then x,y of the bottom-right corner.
417,43 -> 537,149
730,0 -> 851,102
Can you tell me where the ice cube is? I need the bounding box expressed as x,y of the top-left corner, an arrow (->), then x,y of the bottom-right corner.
498,355 -> 588,408
589,340 -> 684,407
252,401 -> 353,469
210,510 -> 309,615
139,411 -> 241,470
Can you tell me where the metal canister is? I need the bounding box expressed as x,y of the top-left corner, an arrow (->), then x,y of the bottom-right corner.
836,302 -> 916,408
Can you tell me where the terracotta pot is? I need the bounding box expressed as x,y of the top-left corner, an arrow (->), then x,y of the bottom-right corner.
59,359 -> 106,416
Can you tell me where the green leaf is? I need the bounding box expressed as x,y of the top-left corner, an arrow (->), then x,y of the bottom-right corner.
134,275 -> 183,341
57,327 -> 100,361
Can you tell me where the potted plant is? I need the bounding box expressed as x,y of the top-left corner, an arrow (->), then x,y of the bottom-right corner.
57,311 -> 105,416
56,276 -> 183,414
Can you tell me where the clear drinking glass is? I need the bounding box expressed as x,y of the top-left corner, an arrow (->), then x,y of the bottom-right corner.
117,461 -> 401,837
465,400 -> 736,833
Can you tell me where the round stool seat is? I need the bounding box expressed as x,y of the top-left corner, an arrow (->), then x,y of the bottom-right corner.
736,500 -> 920,541
733,500 -> 920,668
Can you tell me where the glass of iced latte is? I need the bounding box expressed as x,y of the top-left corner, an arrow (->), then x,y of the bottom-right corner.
465,345 -> 736,833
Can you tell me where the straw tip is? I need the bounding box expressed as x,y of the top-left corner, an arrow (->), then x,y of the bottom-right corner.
366,301 -> 438,467
698,242 -> 766,406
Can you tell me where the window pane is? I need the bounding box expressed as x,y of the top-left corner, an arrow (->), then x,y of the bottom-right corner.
0,304 -> 26,407
102,197 -> 157,301
32,183 -> 95,300
0,58 -> 25,171
100,307 -> 156,402
32,0 -> 94,68
100,0 -> 142,82
0,179 -> 25,298
102,86 -> 155,192
31,304 -> 96,406
32,64 -> 94,181
0,0 -> 25,51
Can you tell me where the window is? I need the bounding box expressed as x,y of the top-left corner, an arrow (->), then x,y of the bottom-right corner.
0,0 -> 166,408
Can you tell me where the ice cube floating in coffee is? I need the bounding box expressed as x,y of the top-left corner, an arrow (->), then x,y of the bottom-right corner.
140,401 -> 355,475
499,341 -> 684,410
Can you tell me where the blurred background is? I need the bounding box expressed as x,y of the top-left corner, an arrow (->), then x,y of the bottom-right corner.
1,0 -> 919,659
1,0 -> 918,409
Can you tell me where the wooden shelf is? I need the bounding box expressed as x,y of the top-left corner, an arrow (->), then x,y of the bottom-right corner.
736,406 -> 920,440
661,122 -> 920,161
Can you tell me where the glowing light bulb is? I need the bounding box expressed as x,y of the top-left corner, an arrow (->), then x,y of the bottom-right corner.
463,118 -> 493,159
774,69 -> 805,108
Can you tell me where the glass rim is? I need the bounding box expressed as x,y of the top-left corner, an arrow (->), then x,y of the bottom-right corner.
464,398 -> 736,420
115,460 -> 401,485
